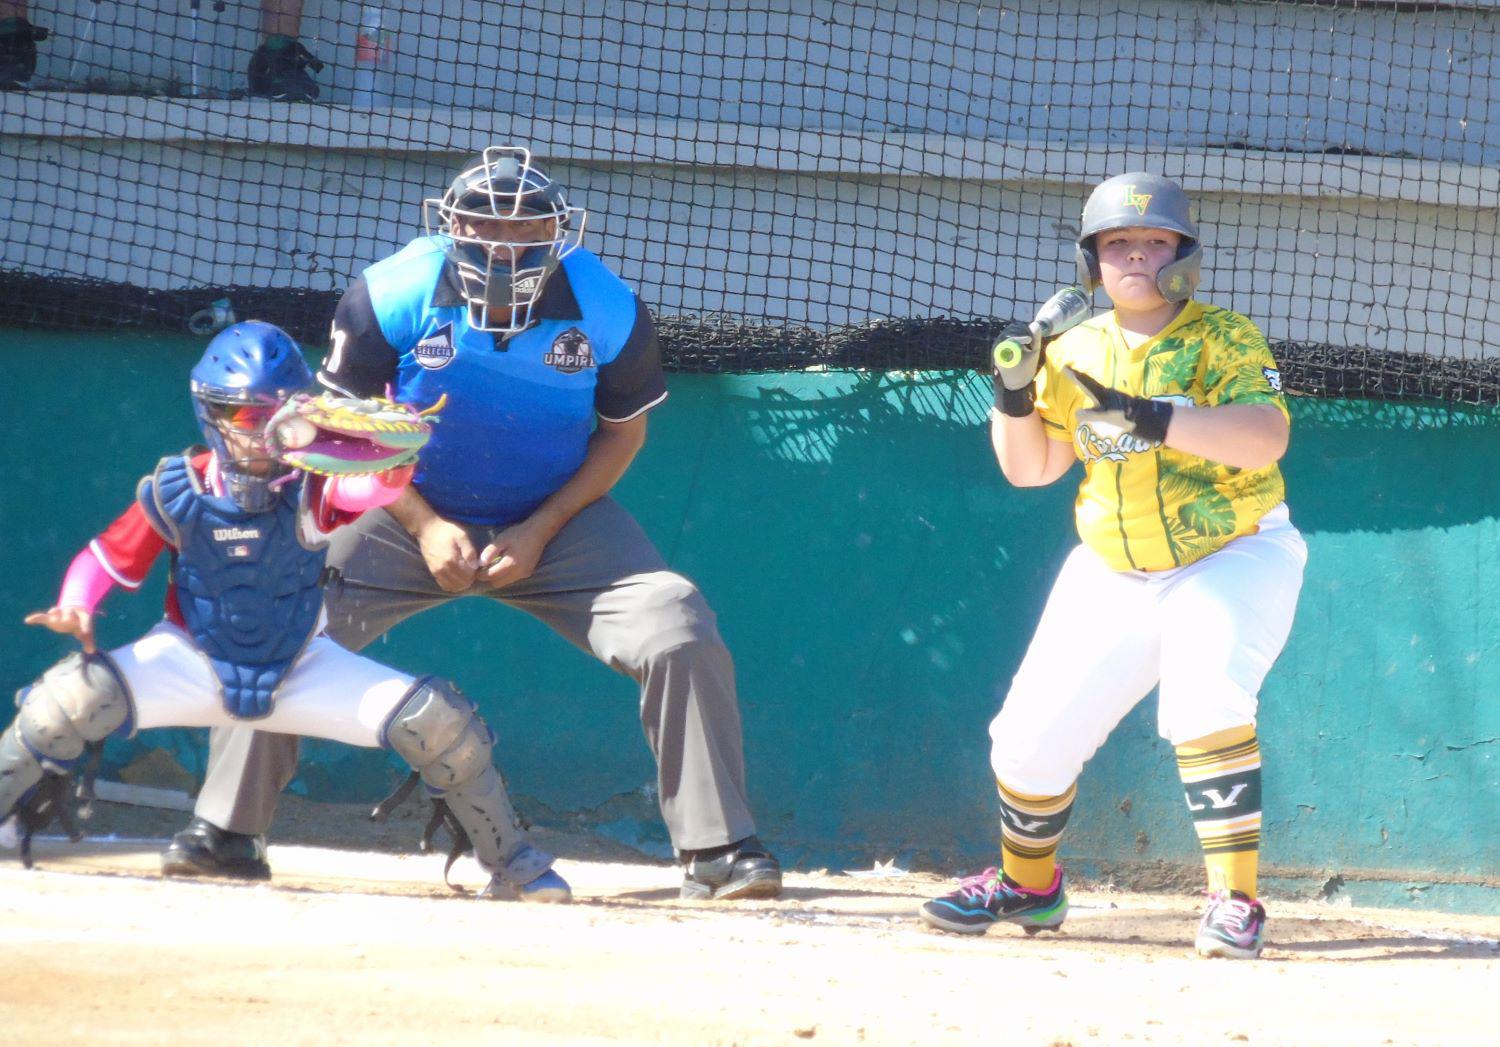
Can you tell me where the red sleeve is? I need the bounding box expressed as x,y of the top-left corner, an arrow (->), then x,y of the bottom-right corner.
93,501 -> 169,588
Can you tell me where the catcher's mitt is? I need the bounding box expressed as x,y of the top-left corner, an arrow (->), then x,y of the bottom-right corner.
268,392 -> 444,476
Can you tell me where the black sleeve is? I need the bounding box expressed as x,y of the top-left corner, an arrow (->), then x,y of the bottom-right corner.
318,275 -> 399,398
595,296 -> 668,422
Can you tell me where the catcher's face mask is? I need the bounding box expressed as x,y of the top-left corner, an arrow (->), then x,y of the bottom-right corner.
189,321 -> 313,512
203,401 -> 280,434
194,389 -> 293,505
425,145 -> 585,336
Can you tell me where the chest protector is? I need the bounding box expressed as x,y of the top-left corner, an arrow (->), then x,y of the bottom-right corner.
148,455 -> 326,718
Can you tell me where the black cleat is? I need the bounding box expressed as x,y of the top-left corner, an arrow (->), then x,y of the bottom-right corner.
161,817 -> 271,880
680,835 -> 782,900
246,35 -> 324,101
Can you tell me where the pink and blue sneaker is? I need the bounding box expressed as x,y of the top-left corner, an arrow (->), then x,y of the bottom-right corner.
919,866 -> 1068,935
1196,890 -> 1267,959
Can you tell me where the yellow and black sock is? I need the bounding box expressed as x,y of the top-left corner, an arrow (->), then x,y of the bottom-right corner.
996,779 -> 1077,891
1176,725 -> 1261,896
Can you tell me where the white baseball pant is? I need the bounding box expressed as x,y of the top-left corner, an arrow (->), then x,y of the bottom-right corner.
110,622 -> 414,746
990,504 -> 1307,795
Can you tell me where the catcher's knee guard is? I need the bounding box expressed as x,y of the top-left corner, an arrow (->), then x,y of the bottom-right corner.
382,676 -> 492,790
16,653 -> 133,764
2,653 -> 131,827
381,677 -> 553,888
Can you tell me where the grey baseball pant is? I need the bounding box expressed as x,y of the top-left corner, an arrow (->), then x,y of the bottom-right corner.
192,497 -> 757,853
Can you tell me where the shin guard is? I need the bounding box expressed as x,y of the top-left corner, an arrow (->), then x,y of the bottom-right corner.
381,677 -> 552,888
2,653 -> 131,822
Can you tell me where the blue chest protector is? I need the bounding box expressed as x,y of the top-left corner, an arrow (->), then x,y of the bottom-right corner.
142,455 -> 326,719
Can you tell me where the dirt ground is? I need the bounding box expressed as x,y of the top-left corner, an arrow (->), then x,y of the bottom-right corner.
2,797 -> 1496,1047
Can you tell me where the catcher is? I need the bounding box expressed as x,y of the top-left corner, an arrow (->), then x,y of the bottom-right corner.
0,321 -> 570,902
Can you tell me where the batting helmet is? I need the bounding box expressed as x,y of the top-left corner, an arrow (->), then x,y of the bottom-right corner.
1074,172 -> 1201,303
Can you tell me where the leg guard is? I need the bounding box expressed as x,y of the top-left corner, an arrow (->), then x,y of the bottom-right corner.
2,653 -> 131,823
381,677 -> 553,889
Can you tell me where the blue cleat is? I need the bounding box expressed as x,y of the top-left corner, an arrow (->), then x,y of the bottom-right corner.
517,868 -> 573,904
482,862 -> 573,903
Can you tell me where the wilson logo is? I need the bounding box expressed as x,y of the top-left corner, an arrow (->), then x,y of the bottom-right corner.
212,527 -> 261,542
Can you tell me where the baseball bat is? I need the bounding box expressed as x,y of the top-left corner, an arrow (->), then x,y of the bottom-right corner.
993,286 -> 1093,369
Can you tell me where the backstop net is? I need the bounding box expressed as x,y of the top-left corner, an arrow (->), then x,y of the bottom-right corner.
1,1 -> 1496,402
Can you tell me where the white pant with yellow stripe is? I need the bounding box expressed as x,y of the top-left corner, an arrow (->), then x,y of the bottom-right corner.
989,504 -> 1306,796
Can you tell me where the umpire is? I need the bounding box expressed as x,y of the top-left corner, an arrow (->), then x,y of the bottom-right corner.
162,146 -> 781,901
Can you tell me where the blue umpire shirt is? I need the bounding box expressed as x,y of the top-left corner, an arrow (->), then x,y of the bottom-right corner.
318,235 -> 668,526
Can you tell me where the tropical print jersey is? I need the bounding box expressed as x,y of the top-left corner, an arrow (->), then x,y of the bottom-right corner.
1034,301 -> 1290,572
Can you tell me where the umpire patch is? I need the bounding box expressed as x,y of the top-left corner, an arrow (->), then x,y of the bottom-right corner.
414,323 -> 456,370
544,327 -> 595,374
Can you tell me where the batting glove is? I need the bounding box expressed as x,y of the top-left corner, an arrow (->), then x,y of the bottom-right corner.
992,321 -> 1043,417
1064,367 -> 1174,444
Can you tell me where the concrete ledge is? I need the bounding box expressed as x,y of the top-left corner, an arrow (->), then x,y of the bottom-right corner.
5,93 -> 1497,208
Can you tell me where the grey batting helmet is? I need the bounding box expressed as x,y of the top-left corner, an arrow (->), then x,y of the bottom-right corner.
1074,172 -> 1201,303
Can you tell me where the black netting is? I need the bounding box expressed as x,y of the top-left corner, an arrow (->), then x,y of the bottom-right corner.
2,1 -> 1496,402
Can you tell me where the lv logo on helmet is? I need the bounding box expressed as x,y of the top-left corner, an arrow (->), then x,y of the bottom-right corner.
1122,185 -> 1153,216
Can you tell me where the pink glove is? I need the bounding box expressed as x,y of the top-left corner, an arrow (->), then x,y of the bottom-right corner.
325,464 -> 415,512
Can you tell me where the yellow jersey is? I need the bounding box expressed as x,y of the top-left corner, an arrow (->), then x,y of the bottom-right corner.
1034,301 -> 1289,572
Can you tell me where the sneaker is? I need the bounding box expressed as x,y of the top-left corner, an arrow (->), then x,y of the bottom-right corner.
246,35 -> 324,101
481,866 -> 573,903
680,836 -> 783,900
919,867 -> 1068,935
160,817 -> 272,881
1196,890 -> 1267,959
0,17 -> 49,89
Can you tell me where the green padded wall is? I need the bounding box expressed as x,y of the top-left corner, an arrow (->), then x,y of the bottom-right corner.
4,331 -> 1495,910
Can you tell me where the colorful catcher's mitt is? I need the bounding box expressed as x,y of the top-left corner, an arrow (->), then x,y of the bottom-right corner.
268,392 -> 444,476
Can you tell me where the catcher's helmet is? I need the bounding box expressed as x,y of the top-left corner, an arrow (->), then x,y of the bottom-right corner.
1074,172 -> 1201,303
425,145 -> 586,336
190,321 -> 312,511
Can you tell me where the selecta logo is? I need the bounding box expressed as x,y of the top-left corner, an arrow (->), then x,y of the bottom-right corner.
414,323 -> 456,369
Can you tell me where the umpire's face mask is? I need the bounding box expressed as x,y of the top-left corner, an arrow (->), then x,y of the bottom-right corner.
448,214 -> 565,337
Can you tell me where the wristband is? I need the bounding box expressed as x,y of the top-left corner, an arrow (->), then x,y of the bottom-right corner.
1130,399 -> 1174,444
995,381 -> 1037,418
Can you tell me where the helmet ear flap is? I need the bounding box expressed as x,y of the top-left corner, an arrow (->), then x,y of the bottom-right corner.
1075,239 -> 1101,293
1155,241 -> 1202,303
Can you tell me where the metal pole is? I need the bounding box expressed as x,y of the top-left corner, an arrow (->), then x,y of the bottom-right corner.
188,0 -> 200,97
67,0 -> 102,85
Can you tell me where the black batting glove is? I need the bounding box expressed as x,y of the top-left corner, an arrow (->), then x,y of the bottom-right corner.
991,320 -> 1041,417
1064,367 -> 1174,444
